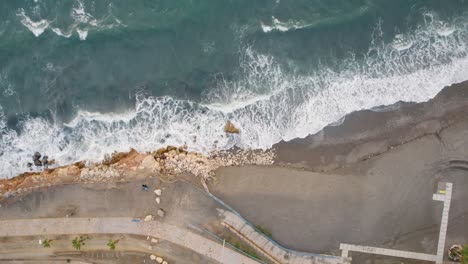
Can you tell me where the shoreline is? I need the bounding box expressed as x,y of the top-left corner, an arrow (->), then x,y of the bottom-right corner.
209,81 -> 468,254
274,79 -> 468,171
0,146 -> 274,201
1,80 -> 467,200
0,80 -> 467,263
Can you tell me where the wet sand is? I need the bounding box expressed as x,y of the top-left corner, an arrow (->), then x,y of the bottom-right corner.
0,81 -> 467,264
274,80 -> 468,171
211,81 -> 468,258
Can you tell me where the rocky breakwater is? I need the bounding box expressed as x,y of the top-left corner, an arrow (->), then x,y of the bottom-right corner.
0,146 -> 275,201
153,145 -> 275,179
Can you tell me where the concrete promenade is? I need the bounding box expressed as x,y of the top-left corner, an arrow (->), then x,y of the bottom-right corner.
0,217 -> 259,264
433,182 -> 453,264
340,182 -> 453,264
220,210 -> 349,264
339,244 -> 436,262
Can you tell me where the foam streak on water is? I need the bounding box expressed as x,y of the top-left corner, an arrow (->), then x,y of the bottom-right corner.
1,13 -> 467,178
16,0 -> 123,40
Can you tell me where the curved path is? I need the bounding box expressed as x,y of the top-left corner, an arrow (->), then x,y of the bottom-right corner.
0,217 -> 259,264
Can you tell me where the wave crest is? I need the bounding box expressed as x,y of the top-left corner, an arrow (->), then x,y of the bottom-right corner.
1,12 -> 468,178
16,0 -> 124,40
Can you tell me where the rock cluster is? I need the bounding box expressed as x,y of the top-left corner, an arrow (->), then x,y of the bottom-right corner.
28,152 -> 55,169
152,145 -> 275,179
149,255 -> 168,263
80,166 -> 121,181
0,145 -> 275,200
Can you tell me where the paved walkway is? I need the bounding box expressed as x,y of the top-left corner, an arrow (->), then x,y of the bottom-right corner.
339,244 -> 436,262
0,217 -> 259,264
220,210 -> 349,264
433,182 -> 453,264
340,182 -> 453,264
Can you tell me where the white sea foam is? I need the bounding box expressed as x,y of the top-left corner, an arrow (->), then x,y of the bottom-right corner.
261,16 -> 310,33
76,28 -> 88,40
16,9 -> 49,37
391,34 -> 414,51
50,27 -> 73,38
1,13 -> 468,178
16,0 -> 123,40
64,110 -> 138,127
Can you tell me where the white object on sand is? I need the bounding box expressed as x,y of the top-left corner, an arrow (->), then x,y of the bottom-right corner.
151,238 -> 158,243
157,209 -> 165,218
154,189 -> 162,195
156,197 -> 160,204
144,215 -> 153,221
150,254 -> 156,260
156,257 -> 163,263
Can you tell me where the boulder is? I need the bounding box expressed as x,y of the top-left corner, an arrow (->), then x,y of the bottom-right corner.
154,189 -> 162,196
150,254 -> 156,260
67,165 -> 81,177
156,257 -> 163,263
33,159 -> 42,167
33,152 -> 41,161
166,145 -> 177,151
56,168 -> 67,178
151,238 -> 158,243
41,156 -> 49,165
154,148 -> 167,156
144,215 -> 154,221
162,261 -> 168,264
155,197 -> 160,204
224,120 -> 240,134
157,209 -> 165,218
141,155 -> 157,170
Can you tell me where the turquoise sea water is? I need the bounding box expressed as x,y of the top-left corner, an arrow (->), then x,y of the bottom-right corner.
1,0 -> 468,177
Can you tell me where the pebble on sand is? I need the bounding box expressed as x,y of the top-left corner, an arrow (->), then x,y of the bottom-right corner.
157,209 -> 165,218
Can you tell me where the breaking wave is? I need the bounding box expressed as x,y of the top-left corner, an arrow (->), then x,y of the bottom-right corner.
1,12 -> 468,178
261,16 -> 312,33
16,0 -> 123,40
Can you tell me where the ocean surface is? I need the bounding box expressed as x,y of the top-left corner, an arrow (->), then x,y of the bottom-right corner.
1,0 -> 468,178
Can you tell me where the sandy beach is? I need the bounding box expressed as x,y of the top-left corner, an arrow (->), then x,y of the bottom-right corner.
0,80 -> 467,263
210,81 -> 468,260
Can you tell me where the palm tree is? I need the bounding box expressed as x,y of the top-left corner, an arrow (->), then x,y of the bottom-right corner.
462,244 -> 468,264
41,239 -> 53,248
107,239 -> 120,250
72,236 -> 87,250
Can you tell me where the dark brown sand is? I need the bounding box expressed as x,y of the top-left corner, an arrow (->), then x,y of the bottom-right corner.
274,80 -> 468,171
211,81 -> 468,261
1,81 -> 467,264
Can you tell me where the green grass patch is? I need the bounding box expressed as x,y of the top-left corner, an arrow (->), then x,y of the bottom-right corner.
213,228 -> 267,263
232,241 -> 261,260
254,225 -> 272,238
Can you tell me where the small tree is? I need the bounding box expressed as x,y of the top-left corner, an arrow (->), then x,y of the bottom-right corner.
41,239 -> 53,248
107,239 -> 120,250
462,244 -> 468,264
72,236 -> 87,250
